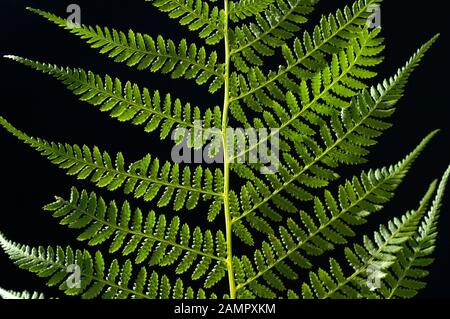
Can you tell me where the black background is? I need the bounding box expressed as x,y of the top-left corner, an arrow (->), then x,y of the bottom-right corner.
0,0 -> 449,299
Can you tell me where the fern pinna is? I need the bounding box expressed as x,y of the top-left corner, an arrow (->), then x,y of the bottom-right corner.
0,0 -> 448,300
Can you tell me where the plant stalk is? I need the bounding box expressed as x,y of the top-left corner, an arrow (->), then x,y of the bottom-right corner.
222,0 -> 237,299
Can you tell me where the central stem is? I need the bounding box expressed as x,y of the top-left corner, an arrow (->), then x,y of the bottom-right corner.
222,0 -> 236,299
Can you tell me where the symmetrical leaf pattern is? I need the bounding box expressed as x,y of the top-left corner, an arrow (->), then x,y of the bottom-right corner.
294,166 -> 449,299
145,0 -> 225,44
232,132 -> 440,297
43,187 -> 228,287
28,8 -> 225,93
0,0 -> 446,300
230,35 -> 438,237
5,56 -> 222,141
0,116 -> 223,211
229,0 -> 274,22
0,233 -> 216,299
230,0 -> 319,71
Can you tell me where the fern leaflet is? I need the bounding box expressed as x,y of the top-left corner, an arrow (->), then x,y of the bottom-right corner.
28,8 -> 225,93
0,0 -> 446,300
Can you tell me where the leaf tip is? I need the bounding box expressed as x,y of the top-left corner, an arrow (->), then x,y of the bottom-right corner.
3,55 -> 18,60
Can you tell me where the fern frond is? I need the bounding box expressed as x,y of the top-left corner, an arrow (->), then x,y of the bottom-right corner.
229,0 -> 274,22
27,8 -> 225,93
0,234 -> 214,299
4,56 -> 221,141
297,179 -> 439,299
0,117 -> 223,211
43,187 -> 228,285
230,29 -> 384,126
230,0 -> 319,71
230,0 -> 379,81
145,0 -> 225,45
231,35 -> 439,235
380,165 -> 450,299
232,132 -> 437,297
230,27 -> 383,140
0,287 -> 45,299
0,0 -> 445,301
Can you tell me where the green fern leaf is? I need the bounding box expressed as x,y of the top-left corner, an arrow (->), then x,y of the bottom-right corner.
230,0 -> 319,71
5,56 -> 221,141
0,233 -> 214,299
231,35 -> 438,236
230,0 -> 379,85
0,117 -> 222,211
298,174 -> 446,299
0,0 -> 446,301
27,8 -> 225,93
233,132 -> 437,296
380,165 -> 450,299
145,0 -> 225,44
43,187 -> 228,285
44,187 -> 226,270
229,0 -> 274,22
229,27 -> 384,140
